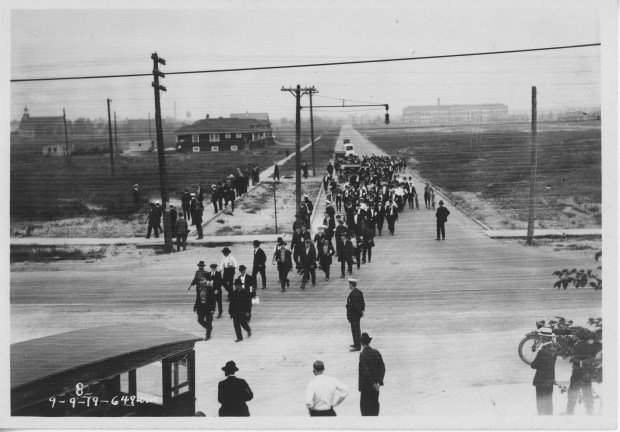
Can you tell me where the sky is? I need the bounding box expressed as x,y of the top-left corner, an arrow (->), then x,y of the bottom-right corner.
4,0 -> 611,123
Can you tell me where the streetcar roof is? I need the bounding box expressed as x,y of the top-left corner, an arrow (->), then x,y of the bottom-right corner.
11,325 -> 202,390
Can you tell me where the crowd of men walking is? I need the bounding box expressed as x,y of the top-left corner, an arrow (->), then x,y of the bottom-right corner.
143,164 -> 262,249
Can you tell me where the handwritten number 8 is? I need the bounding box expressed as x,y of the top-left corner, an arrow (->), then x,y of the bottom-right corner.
75,382 -> 84,396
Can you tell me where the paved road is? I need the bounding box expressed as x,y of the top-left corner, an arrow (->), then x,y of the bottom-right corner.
10,125 -> 603,423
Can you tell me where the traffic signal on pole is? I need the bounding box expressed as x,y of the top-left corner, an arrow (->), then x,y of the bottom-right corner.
385,113 -> 390,124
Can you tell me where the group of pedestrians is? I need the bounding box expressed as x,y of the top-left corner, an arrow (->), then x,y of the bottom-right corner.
188,241 -> 268,342
530,327 -> 602,416
216,331 -> 385,417
142,164 -> 262,249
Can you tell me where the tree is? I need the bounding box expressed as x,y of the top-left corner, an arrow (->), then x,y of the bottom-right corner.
552,251 -> 602,290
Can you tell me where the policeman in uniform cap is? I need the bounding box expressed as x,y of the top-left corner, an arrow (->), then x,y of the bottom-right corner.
346,278 -> 365,351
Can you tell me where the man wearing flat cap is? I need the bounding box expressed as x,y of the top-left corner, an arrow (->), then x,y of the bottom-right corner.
252,240 -> 267,291
358,333 -> 385,416
346,278 -> 365,351
218,361 -> 253,416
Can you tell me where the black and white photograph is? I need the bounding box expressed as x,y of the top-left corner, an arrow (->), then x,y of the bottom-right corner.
2,0 -> 616,429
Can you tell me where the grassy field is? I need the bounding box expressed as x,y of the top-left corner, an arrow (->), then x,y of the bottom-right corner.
358,121 -> 602,229
10,127 -> 339,222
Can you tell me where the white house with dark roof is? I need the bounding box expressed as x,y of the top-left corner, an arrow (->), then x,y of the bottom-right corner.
174,115 -> 273,152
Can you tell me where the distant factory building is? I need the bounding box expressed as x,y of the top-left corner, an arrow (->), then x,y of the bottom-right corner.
175,114 -> 273,152
402,99 -> 509,125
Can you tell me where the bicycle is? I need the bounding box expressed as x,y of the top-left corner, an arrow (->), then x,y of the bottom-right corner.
518,317 -> 574,365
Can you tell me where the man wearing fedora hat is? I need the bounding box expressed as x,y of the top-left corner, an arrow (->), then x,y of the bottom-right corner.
317,237 -> 335,281
193,271 -> 216,341
229,279 -> 252,342
206,263 -> 224,318
300,238 -> 317,289
251,240 -> 267,291
218,360 -> 253,416
346,278 -> 365,351
274,241 -> 292,292
435,200 -> 450,240
220,247 -> 238,301
235,265 -> 255,299
358,332 -> 385,416
188,261 -> 208,291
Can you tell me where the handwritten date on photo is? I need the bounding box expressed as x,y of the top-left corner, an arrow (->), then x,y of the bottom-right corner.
48,383 -> 155,409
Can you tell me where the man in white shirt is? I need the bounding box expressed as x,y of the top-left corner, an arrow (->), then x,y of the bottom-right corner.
305,360 -> 350,416
220,247 -> 239,301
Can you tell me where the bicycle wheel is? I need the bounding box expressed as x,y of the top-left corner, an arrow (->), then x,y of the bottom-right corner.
518,335 -> 542,365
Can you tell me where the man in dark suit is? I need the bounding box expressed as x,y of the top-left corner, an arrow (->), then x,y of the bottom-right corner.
206,263 -> 224,318
346,278 -> 365,351
384,199 -> 398,236
530,331 -> 557,415
229,279 -> 252,342
235,265 -> 256,299
218,361 -> 253,417
274,242 -> 293,292
251,240 -> 267,290
193,273 -> 216,340
317,238 -> 335,280
338,234 -> 355,278
435,200 -> 451,240
300,238 -> 317,289
358,333 -> 385,416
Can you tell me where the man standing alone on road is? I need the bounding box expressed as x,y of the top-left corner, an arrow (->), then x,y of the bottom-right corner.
435,200 -> 450,240
305,360 -> 350,416
358,333 -> 385,416
346,278 -> 365,352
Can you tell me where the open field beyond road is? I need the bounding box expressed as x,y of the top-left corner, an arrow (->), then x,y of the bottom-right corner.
359,122 -> 601,230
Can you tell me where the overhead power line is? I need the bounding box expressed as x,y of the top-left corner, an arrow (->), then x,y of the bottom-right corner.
11,43 -> 601,83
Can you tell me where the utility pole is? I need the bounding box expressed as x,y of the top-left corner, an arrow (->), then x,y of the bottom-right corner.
308,86 -> 318,176
114,111 -> 118,154
62,108 -> 70,159
281,84 -> 313,210
106,98 -> 114,176
526,86 -> 538,245
152,52 -> 173,253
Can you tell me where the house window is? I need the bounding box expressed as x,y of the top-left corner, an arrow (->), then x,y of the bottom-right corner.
225,133 -> 231,139
230,145 -> 238,151
209,134 -> 220,143
192,147 -> 201,152
211,146 -> 219,152
236,133 -> 242,138
192,134 -> 199,143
